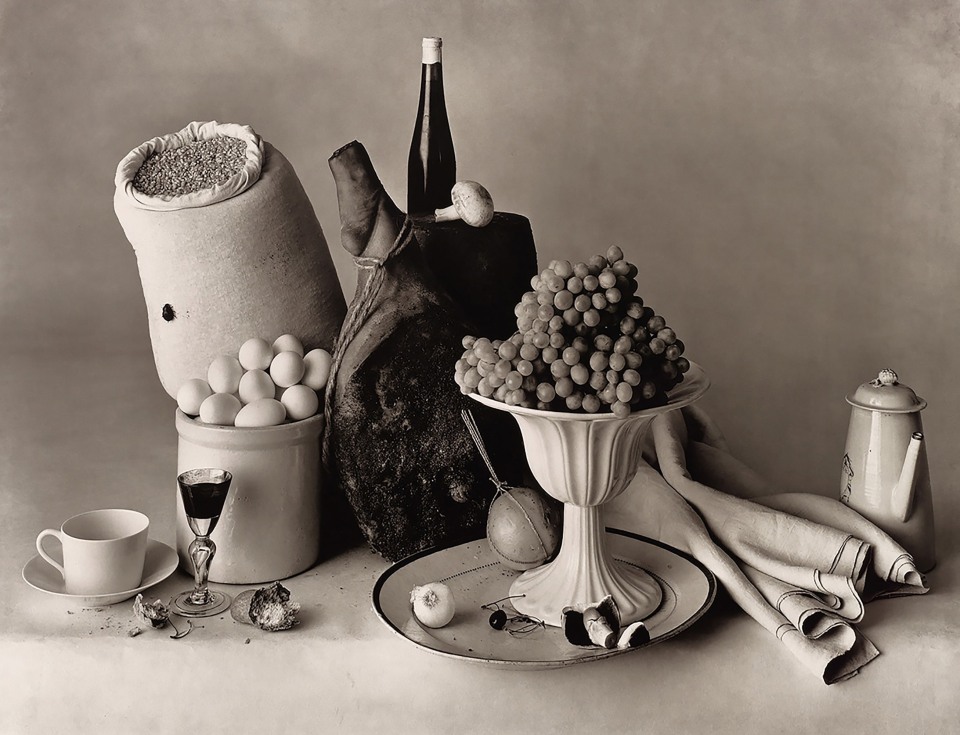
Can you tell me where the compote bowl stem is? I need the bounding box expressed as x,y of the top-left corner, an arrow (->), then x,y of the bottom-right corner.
510,501 -> 663,626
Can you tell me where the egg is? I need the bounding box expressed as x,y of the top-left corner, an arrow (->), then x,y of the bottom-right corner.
238,369 -> 276,404
281,384 -> 320,420
270,351 -> 305,388
272,334 -> 304,357
177,379 -> 213,416
238,338 -> 273,371
208,355 -> 244,394
301,348 -> 333,391
198,393 -> 242,426
234,398 -> 286,428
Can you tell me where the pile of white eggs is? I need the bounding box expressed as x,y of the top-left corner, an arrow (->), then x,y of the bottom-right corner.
176,334 -> 333,427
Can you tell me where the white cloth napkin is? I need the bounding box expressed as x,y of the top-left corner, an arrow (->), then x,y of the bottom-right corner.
604,405 -> 928,684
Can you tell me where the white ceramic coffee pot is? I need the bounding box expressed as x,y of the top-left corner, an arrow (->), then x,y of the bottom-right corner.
840,369 -> 935,571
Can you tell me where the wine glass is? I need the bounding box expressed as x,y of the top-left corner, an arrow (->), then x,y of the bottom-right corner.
174,468 -> 233,617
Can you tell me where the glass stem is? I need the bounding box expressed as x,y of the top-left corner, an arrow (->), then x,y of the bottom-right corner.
188,535 -> 216,605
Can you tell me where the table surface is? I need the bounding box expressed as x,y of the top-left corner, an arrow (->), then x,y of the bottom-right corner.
2,349 -> 958,735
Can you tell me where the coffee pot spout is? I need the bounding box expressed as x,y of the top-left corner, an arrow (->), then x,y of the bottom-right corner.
892,432 -> 924,523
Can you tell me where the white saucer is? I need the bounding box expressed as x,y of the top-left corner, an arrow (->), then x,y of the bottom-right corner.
22,538 -> 180,607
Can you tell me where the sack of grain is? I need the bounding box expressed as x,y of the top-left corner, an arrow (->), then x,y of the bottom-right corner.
114,121 -> 346,398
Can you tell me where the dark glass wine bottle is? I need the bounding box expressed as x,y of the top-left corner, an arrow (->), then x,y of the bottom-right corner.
407,37 -> 456,215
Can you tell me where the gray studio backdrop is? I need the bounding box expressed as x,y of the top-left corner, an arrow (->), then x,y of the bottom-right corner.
1,1 -> 957,507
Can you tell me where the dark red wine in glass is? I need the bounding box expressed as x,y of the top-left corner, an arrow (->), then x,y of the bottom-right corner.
174,468 -> 233,617
180,477 -> 230,536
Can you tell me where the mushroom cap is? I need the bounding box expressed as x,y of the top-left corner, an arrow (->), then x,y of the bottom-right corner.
451,180 -> 495,227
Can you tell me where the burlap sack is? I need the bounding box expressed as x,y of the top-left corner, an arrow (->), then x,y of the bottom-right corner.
114,121 -> 346,397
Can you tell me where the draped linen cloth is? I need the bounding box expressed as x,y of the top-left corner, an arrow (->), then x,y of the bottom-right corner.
604,405 -> 927,684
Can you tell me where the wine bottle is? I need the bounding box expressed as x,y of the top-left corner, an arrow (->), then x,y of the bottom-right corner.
407,37 -> 456,215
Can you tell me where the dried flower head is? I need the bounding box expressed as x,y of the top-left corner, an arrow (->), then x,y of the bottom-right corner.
133,594 -> 170,629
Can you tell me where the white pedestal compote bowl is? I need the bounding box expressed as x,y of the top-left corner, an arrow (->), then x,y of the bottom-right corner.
469,361 -> 708,627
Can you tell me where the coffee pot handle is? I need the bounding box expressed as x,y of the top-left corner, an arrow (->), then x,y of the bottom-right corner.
36,529 -> 65,579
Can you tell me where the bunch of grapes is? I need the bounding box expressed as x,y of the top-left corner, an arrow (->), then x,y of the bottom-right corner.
454,246 -> 690,417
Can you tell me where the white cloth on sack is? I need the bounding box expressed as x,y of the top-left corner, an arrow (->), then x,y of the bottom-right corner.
114,121 -> 346,397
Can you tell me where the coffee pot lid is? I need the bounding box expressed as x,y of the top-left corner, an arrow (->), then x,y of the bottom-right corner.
846,369 -> 926,413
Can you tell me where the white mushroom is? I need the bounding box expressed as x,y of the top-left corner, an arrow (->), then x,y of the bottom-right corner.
434,180 -> 495,227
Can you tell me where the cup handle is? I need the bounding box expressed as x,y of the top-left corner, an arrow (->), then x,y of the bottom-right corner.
36,529 -> 65,579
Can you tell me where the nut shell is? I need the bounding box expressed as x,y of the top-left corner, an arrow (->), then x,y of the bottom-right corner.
229,582 -> 300,631
229,589 -> 257,625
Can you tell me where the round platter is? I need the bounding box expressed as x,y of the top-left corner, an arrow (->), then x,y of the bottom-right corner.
372,529 -> 716,669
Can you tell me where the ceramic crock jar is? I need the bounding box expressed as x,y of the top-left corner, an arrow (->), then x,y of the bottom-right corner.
175,410 -> 324,583
840,369 -> 935,571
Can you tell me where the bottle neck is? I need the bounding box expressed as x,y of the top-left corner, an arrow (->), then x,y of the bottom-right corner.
420,61 -> 444,91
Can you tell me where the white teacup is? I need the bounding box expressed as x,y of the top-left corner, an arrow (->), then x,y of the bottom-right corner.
36,509 -> 150,595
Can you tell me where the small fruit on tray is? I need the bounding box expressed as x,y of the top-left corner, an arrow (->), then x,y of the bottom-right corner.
454,247 -> 690,415
487,486 -> 561,571
410,582 -> 456,628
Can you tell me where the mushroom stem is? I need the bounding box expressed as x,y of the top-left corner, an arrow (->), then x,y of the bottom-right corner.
434,204 -> 461,222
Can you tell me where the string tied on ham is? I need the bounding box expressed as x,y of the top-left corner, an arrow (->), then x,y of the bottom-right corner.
322,217 -> 416,471
354,256 -> 385,270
